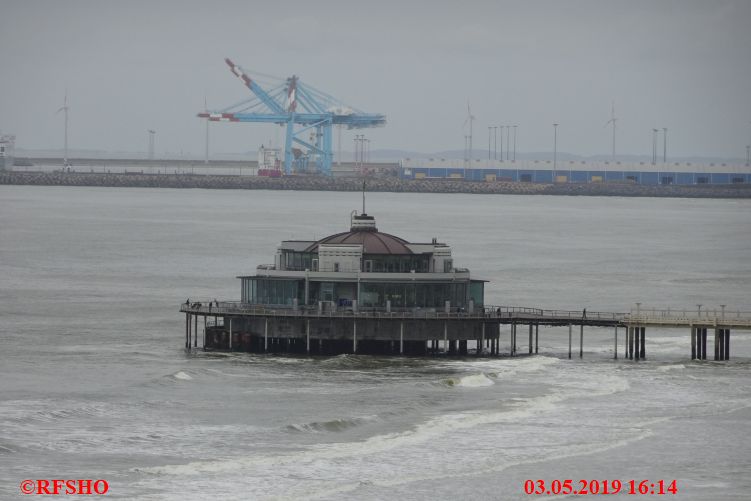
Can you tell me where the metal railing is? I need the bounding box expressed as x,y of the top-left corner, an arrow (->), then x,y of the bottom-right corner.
180,301 -> 627,323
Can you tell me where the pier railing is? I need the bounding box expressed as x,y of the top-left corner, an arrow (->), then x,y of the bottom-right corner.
624,307 -> 751,328
180,301 -> 625,323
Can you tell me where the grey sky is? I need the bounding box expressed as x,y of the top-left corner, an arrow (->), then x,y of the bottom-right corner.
1,0 -> 750,159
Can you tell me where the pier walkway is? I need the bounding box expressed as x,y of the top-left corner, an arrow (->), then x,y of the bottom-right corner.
179,302 -> 751,361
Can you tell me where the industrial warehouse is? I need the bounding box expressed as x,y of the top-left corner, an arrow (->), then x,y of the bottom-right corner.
400,158 -> 751,185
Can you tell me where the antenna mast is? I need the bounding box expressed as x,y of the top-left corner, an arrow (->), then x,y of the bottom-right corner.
362,180 -> 366,214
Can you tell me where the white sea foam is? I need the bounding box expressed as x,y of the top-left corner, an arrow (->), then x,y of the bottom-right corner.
657,364 -> 686,372
172,371 -> 192,380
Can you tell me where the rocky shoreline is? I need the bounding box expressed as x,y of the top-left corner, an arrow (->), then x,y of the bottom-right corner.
2,170 -> 750,198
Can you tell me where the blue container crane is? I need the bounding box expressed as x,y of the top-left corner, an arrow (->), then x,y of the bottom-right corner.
199,59 -> 386,176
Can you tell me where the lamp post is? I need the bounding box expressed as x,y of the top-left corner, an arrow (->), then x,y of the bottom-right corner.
493,126 -> 498,161
499,126 -> 504,162
148,129 -> 156,161
506,126 -> 511,161
553,123 -> 559,179
662,127 -> 667,163
651,129 -> 658,165
513,125 -> 518,162
488,126 -> 492,160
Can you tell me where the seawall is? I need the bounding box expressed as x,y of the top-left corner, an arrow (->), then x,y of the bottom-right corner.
2,170 -> 751,198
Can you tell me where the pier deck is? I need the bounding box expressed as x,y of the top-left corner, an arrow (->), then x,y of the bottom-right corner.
179,302 -> 751,361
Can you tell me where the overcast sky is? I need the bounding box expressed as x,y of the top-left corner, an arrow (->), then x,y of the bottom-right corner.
1,0 -> 750,159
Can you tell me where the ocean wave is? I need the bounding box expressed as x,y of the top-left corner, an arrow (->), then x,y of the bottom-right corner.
285,416 -> 376,434
440,373 -> 495,388
172,371 -> 192,380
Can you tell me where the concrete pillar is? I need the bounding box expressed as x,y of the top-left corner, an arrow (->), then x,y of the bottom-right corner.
568,324 -> 572,359
510,323 -> 515,357
386,300 -> 391,313
717,328 -> 725,361
479,323 -> 485,356
444,300 -> 451,313
535,324 -> 539,354
185,313 -> 189,348
399,322 -> 404,355
528,324 -> 533,354
624,325 -> 629,359
714,328 -> 720,361
640,327 -> 646,360
353,320 -> 357,353
724,329 -> 730,360
579,324 -> 584,359
443,321 -> 448,353
634,325 -> 640,360
194,315 -> 198,348
629,326 -> 635,360
352,299 -> 358,313
203,316 -> 207,350
264,318 -> 268,352
228,318 -> 233,351
306,319 -> 310,354
614,326 -> 618,360
459,339 -> 467,355
701,328 -> 707,360
513,323 -> 517,356
691,327 -> 696,360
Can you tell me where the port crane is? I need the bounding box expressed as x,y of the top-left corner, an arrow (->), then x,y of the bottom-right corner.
199,59 -> 386,175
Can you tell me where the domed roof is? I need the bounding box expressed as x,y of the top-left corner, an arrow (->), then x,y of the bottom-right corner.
306,226 -> 413,255
307,231 -> 412,255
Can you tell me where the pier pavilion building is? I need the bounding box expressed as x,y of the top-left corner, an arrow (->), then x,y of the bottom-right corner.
240,212 -> 485,312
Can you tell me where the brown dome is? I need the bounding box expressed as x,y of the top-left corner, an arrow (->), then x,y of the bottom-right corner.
306,230 -> 413,255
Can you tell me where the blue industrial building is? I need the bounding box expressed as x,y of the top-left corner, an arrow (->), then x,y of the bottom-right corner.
400,159 -> 751,185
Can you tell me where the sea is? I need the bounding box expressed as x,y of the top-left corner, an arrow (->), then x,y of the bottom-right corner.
1,186 -> 750,500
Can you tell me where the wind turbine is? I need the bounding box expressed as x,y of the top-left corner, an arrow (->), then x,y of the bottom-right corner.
463,101 -> 475,167
604,101 -> 617,160
56,93 -> 69,166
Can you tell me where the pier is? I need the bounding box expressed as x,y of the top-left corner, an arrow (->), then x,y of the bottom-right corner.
179,303 -> 751,361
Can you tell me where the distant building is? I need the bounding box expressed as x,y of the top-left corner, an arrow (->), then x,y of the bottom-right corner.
0,135 -> 15,170
401,158 -> 751,185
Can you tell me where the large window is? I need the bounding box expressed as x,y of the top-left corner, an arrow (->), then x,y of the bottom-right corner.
360,282 -> 467,308
242,278 -> 301,305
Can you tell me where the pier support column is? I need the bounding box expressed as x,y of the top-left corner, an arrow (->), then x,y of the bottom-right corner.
229,318 -> 233,351
714,327 -> 720,360
510,323 -> 515,357
701,328 -> 707,360
306,319 -> 310,354
691,327 -> 696,360
443,322 -> 448,354
203,316 -> 207,350
264,318 -> 268,352
614,326 -> 618,360
400,322 -> 404,355
479,323 -> 485,356
568,324 -> 572,359
529,324 -> 533,354
724,329 -> 730,360
353,320 -> 357,354
624,327 -> 629,359
535,324 -> 539,354
194,315 -> 198,348
634,325 -> 641,360
640,327 -> 646,360
579,324 -> 584,359
185,313 -> 189,349
629,326 -> 635,360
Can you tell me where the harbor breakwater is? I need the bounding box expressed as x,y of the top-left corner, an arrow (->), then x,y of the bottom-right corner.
2,170 -> 751,198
